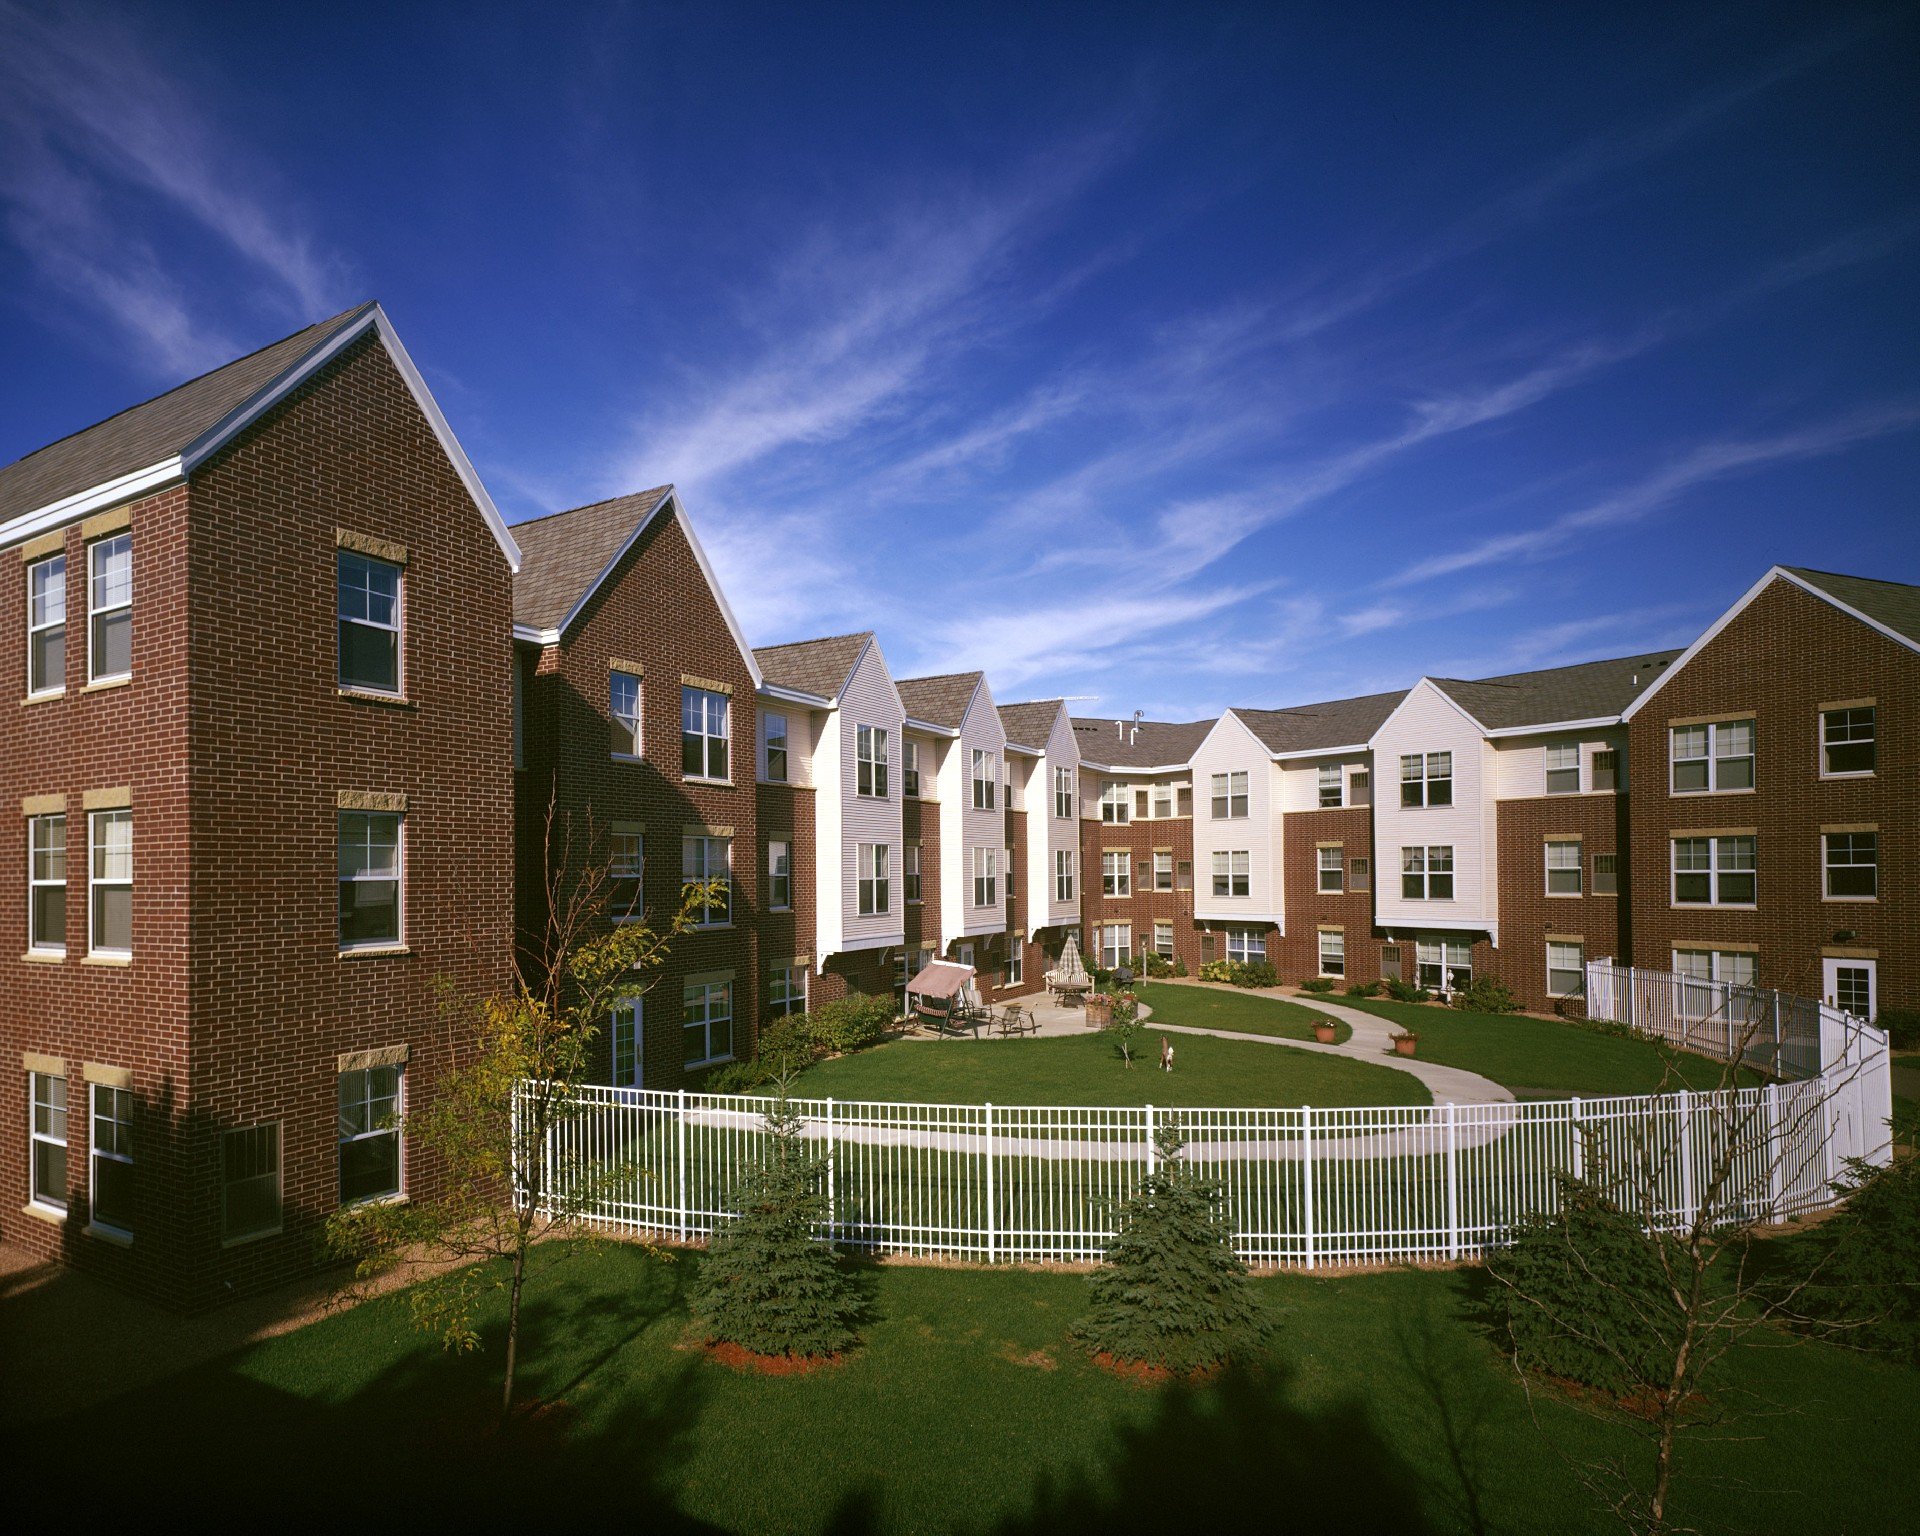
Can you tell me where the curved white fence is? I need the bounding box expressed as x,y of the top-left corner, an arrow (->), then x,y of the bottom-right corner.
521,963 -> 1893,1269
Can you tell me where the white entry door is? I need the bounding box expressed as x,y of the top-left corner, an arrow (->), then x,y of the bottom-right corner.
1823,958 -> 1877,1022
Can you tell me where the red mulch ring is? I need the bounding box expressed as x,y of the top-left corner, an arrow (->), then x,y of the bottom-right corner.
1090,1350 -> 1226,1386
703,1340 -> 846,1375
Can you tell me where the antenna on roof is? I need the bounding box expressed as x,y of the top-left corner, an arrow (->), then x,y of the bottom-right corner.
1130,709 -> 1143,746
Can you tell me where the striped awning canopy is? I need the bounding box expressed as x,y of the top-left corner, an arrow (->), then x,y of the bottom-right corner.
906,960 -> 974,999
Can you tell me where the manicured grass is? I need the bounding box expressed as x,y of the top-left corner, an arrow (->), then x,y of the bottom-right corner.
787,1028 -> 1427,1110
1132,980 -> 1350,1043
1341,999 -> 1760,1098
16,1243 -> 1917,1533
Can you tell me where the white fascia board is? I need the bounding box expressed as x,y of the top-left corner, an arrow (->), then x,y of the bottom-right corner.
1077,757 -> 1191,774
0,457 -> 184,549
759,683 -> 832,709
1620,568 -> 1782,722
1192,908 -> 1284,926
961,914 -> 1008,938
1383,916 -> 1500,942
1270,742 -> 1369,761
906,716 -> 961,738
1776,568 -> 1920,657
1005,742 -> 1042,758
1482,715 -> 1622,739
831,930 -> 906,957
513,622 -> 558,644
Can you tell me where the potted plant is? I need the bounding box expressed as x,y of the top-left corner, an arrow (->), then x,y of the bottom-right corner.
1085,991 -> 1114,1028
1312,1019 -> 1338,1045
1391,1030 -> 1419,1057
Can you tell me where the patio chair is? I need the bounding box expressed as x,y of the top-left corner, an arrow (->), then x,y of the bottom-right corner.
998,1003 -> 1034,1037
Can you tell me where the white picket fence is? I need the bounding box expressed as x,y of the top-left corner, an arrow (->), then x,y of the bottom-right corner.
520,963 -> 1894,1269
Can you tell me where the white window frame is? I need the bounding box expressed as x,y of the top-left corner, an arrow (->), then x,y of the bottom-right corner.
1054,767 -> 1074,819
1593,852 -> 1619,895
611,997 -> 643,1085
1823,831 -> 1877,901
1317,929 -> 1345,977
89,1082 -> 134,1237
1210,771 -> 1249,819
1150,783 -> 1173,820
1591,748 -> 1620,792
1545,840 -> 1582,895
768,840 -> 791,911
683,980 -> 734,1067
28,811 -> 66,956
1153,849 -> 1173,891
1054,848 -> 1074,903
1671,835 -> 1756,907
902,740 -> 920,797
335,548 -> 401,695
1349,768 -> 1371,807
1317,846 -> 1343,894
1098,923 -> 1131,968
1669,719 -> 1754,794
1152,921 -> 1174,958
1099,781 -> 1130,823
609,827 -> 644,921
1416,937 -> 1472,991
1101,850 -> 1130,897
905,841 -> 922,903
763,711 -> 789,783
87,532 -> 133,685
1545,744 -> 1581,795
768,966 -> 807,1020
682,834 -> 733,926
681,686 -> 730,783
858,843 -> 890,915
1211,850 -> 1250,899
1820,707 -> 1875,778
609,670 -> 642,759
1400,751 -> 1452,808
1225,927 -> 1265,964
857,724 -> 890,797
27,552 -> 66,696
1004,947 -> 1023,987
1317,764 -> 1342,808
972,846 -> 997,908
1547,940 -> 1585,999
337,1064 -> 404,1207
88,808 -> 133,958
971,749 -> 997,810
1400,845 -> 1454,901
337,810 -> 402,951
29,1070 -> 67,1213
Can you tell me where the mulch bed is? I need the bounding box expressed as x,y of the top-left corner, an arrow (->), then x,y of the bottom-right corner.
702,1340 -> 847,1375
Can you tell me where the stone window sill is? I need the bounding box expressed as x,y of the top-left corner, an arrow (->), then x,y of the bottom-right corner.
86,1222 -> 133,1248
21,690 -> 65,706
338,688 -> 415,709
81,953 -> 132,968
21,950 -> 65,964
83,675 -> 132,693
339,944 -> 412,960
22,1201 -> 66,1227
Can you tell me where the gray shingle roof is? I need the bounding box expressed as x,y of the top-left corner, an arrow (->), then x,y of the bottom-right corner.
1786,567 -> 1920,648
897,672 -> 983,730
1234,689 -> 1408,753
753,632 -> 873,700
1433,650 -> 1686,730
0,303 -> 377,525
511,487 -> 672,631
997,699 -> 1065,750
1071,716 -> 1216,768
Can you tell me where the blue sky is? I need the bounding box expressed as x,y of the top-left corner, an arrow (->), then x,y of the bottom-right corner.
2,2 -> 1915,719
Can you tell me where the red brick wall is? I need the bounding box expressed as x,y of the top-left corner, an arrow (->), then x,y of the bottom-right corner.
1493,793 -> 1626,1011
1277,806 -> 1380,984
1627,578 -> 1919,1012
1078,813 -> 1200,969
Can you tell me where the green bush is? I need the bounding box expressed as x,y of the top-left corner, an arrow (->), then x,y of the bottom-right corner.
1197,960 -> 1236,983
1803,1154 -> 1920,1363
1344,981 -> 1380,998
1384,978 -> 1430,1004
702,1057 -> 774,1095
1235,961 -> 1279,988
1451,976 -> 1519,1014
1878,1008 -> 1920,1050
1141,953 -> 1179,979
1485,1173 -> 1682,1396
1298,978 -> 1336,994
808,993 -> 894,1054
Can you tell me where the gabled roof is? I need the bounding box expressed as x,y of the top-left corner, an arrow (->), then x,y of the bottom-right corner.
997,699 -> 1066,751
1071,716 -> 1216,770
0,303 -> 521,569
897,672 -> 983,731
1431,650 -> 1685,732
1783,567 -> 1920,649
1234,689 -> 1407,755
754,632 -> 874,701
512,487 -> 672,630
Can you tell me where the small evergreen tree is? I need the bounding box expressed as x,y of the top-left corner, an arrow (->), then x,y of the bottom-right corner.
1073,1119 -> 1268,1372
691,1094 -> 863,1358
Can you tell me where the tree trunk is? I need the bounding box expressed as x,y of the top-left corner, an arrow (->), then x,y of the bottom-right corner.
502,1243 -> 527,1422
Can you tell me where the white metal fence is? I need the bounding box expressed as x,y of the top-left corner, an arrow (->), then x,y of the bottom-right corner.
520,963 -> 1894,1269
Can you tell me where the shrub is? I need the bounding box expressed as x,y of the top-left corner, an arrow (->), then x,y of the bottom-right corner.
1484,1172 -> 1681,1395
1298,977 -> 1336,994
690,1096 -> 863,1359
1803,1153 -> 1920,1364
808,993 -> 894,1054
1878,1008 -> 1920,1051
1072,1119 -> 1269,1372
1451,976 -> 1520,1014
702,1057 -> 774,1095
1384,978 -> 1430,1004
1234,961 -> 1279,989
1197,960 -> 1236,983
1141,952 -> 1179,979
1344,981 -> 1380,999
1172,958 -> 1189,977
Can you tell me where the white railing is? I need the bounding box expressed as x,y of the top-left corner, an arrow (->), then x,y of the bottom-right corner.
520,965 -> 1892,1269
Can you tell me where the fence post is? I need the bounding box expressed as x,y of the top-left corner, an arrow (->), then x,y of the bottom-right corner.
983,1103 -> 996,1264
676,1087 -> 688,1244
1144,1103 -> 1156,1173
825,1097 -> 837,1238
1678,1090 -> 1695,1226
1302,1107 -> 1316,1271
1569,1096 -> 1583,1181
1763,1081 -> 1783,1218
1444,1101 -> 1460,1261
510,1083 -> 524,1212
1625,968 -> 1637,1034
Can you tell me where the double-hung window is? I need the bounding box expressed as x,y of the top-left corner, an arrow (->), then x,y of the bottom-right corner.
1545,744 -> 1581,795
1210,771 -> 1248,819
88,533 -> 132,684
905,842 -> 922,902
902,741 -> 920,797
29,812 -> 66,954
1098,923 -> 1131,968
1823,832 -> 1877,899
221,1124 -> 282,1241
1225,927 -> 1264,963
27,554 -> 65,695
338,811 -> 401,948
858,844 -> 890,915
1318,929 -> 1345,977
1400,752 -> 1452,807
681,687 -> 730,780
1670,720 -> 1754,793
1671,835 -> 1756,906
1150,784 -> 1173,819
1152,921 -> 1174,958
768,967 -> 806,1020
1547,941 -> 1585,999
683,980 -> 733,1066
682,835 -> 732,925
857,725 -> 890,797
336,549 -> 399,694
767,840 -> 791,911
1593,852 -> 1619,895
1317,765 -> 1342,808
972,847 -> 997,907
763,712 -> 789,782
1317,846 -> 1343,894
89,809 -> 133,956
971,750 -> 997,810
90,1084 -> 134,1235
1821,707 -> 1875,777
1054,767 -> 1074,818
1211,850 -> 1250,899
1350,856 -> 1371,891
1545,840 -> 1582,895
610,671 -> 642,758
611,998 -> 642,1085
1099,782 -> 1129,823
29,1071 -> 67,1211
609,826 -> 644,920
1417,938 -> 1472,991
1401,845 -> 1453,901
1005,947 -> 1023,986
338,1065 -> 402,1205
1153,850 -> 1173,891
1054,848 -> 1075,903
1101,850 -> 1129,897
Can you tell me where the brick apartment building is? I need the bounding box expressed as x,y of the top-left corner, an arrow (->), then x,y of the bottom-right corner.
3,306 -> 1913,1305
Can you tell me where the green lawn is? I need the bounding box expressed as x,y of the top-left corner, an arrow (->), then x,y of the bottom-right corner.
786,1028 -> 1427,1110
1132,980 -> 1349,1043
15,1244 -> 1915,1533
1340,998 -> 1758,1099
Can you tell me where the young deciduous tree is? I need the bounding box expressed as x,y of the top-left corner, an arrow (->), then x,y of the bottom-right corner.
327,803 -> 721,1421
1102,995 -> 1144,1069
1073,1118 -> 1268,1372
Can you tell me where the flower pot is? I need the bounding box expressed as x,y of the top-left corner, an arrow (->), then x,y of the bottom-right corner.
1085,1000 -> 1113,1028
1312,1022 -> 1337,1044
1392,1035 -> 1419,1057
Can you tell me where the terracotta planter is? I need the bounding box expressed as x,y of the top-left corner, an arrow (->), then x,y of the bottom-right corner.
1085,999 -> 1113,1028
1312,1022 -> 1337,1045
1392,1034 -> 1419,1057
